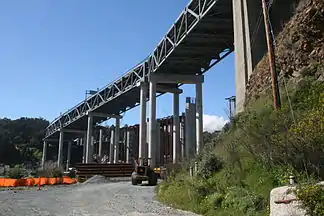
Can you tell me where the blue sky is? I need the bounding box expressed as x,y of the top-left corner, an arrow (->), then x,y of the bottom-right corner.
0,0 -> 235,131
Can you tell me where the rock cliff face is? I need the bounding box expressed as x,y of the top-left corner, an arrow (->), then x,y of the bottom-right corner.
245,0 -> 324,106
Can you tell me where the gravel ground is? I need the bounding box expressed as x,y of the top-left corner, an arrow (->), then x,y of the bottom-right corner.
0,181 -> 199,216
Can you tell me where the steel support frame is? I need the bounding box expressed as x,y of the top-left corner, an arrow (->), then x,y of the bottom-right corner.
45,0 -> 232,139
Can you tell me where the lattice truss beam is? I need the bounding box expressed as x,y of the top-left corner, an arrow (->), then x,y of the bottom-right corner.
45,0 -> 233,138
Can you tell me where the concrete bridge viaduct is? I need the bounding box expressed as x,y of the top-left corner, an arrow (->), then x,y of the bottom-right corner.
42,0 -> 300,169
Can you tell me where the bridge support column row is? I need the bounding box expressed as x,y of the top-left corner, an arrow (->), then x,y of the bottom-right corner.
84,112 -> 122,164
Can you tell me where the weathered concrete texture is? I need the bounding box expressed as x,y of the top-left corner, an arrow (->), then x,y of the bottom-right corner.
234,0 -> 303,111
244,0 -> 324,105
270,185 -> 306,216
233,0 -> 253,113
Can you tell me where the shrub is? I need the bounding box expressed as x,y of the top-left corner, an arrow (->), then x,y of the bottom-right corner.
157,79 -> 324,216
296,184 -> 324,216
7,164 -> 24,179
36,161 -> 63,178
197,153 -> 224,179
221,186 -> 264,215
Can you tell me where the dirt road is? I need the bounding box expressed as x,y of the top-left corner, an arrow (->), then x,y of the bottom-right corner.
0,181 -> 199,216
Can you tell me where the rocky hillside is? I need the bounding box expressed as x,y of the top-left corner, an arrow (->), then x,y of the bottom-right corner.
245,0 -> 324,105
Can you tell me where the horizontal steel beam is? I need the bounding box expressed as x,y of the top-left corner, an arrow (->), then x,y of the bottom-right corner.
150,74 -> 204,84
59,129 -> 87,134
88,112 -> 122,119
156,85 -> 183,94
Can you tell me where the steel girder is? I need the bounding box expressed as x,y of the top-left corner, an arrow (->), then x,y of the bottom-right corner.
45,0 -> 233,139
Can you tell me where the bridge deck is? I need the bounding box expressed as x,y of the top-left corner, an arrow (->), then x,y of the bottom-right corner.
45,0 -> 233,139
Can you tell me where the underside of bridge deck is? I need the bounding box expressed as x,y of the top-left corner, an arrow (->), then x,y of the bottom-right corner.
43,0 -> 235,169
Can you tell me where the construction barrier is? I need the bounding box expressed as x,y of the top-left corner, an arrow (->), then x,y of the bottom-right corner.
0,177 -> 77,187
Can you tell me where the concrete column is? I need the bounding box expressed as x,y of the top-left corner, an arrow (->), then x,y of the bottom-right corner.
190,101 -> 197,156
126,128 -> 131,163
156,122 -> 161,166
86,113 -> 93,163
173,92 -> 180,164
98,129 -> 103,158
91,135 -> 94,161
184,98 -> 191,158
85,113 -> 93,163
66,141 -> 72,171
168,122 -> 172,163
185,97 -> 197,158
145,119 -> 149,159
82,135 -> 86,163
163,124 -> 167,164
233,0 -> 253,113
180,114 -> 185,160
109,127 -> 115,163
57,129 -> 64,167
123,126 -> 127,162
41,140 -> 47,169
114,118 -> 120,163
195,82 -> 203,155
148,80 -> 157,168
139,82 -> 148,165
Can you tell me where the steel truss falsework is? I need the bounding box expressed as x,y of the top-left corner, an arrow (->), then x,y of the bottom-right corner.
45,0 -> 233,139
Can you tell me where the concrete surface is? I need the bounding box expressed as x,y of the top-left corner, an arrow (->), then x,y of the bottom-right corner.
0,181 -> 199,216
270,185 -> 306,216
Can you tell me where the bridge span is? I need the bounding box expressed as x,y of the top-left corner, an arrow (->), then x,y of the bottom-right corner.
42,0 -> 299,169
43,0 -> 233,168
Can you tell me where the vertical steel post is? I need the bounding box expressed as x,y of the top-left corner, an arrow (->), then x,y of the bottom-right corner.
66,141 -> 72,171
57,129 -> 64,167
126,128 -> 131,163
109,127 -> 115,163
139,82 -> 148,165
148,80 -> 157,168
41,140 -> 47,170
173,92 -> 180,164
86,113 -> 93,163
114,118 -> 120,163
98,129 -> 103,158
195,82 -> 203,154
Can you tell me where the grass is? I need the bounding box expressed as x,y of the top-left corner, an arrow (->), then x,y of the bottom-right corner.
156,78 -> 324,215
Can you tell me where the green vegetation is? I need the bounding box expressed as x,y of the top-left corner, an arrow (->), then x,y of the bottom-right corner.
0,117 -> 49,166
36,161 -> 64,178
296,184 -> 324,216
156,78 -> 324,215
7,164 -> 24,179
